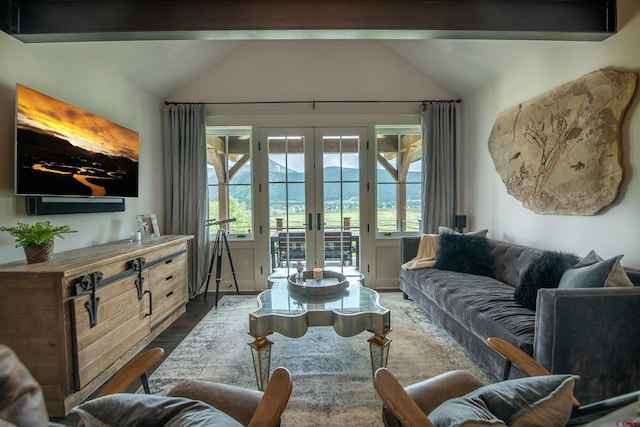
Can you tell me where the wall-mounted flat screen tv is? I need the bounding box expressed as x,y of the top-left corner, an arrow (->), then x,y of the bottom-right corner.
15,84 -> 139,198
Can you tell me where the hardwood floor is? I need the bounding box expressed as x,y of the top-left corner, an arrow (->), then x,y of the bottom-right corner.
50,294 -> 220,426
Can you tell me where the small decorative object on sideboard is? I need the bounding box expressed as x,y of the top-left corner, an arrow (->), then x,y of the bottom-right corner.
0,221 -> 77,264
137,214 -> 160,239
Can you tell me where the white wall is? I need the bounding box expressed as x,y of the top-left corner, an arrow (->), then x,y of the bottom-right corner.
462,0 -> 640,267
0,33 -> 164,263
170,40 -> 454,105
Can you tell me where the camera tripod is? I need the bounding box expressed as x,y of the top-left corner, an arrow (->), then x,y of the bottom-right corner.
204,218 -> 239,308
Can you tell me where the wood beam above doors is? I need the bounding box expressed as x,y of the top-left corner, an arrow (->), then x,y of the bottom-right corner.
2,0 -> 616,43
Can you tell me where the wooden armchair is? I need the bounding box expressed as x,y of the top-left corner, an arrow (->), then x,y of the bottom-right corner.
83,346 -> 292,427
168,367 -> 292,427
374,368 -> 489,427
486,337 -> 640,425
373,338 -> 640,427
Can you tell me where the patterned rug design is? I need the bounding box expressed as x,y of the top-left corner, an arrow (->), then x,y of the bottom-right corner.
148,292 -> 492,426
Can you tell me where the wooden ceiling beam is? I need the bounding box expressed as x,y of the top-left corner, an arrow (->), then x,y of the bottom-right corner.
2,0 -> 616,43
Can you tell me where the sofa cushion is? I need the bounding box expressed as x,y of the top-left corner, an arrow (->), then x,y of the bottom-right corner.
559,252 -> 632,289
490,241 -> 545,289
514,251 -> 579,310
435,233 -> 493,277
429,375 -> 576,427
403,267 -> 536,354
73,393 -> 243,427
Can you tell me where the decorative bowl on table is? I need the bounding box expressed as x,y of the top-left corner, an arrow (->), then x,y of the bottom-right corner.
287,270 -> 348,296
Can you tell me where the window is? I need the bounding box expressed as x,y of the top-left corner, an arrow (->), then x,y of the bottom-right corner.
375,125 -> 422,234
206,127 -> 252,236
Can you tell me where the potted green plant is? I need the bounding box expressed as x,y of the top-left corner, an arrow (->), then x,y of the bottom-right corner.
0,221 -> 77,264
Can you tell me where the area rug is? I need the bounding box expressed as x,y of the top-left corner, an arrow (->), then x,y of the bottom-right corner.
147,292 -> 492,426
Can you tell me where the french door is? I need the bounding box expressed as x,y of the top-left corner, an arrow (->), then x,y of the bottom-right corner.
260,127 -> 366,277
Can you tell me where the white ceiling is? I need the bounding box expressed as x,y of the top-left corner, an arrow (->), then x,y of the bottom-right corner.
66,38 -> 557,99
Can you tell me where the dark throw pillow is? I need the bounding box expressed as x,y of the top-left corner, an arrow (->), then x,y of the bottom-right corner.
514,251 -> 579,310
434,233 -> 493,277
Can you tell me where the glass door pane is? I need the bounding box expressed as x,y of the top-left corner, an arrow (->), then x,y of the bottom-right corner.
265,130 -> 313,276
264,128 -> 364,278
317,129 -> 364,276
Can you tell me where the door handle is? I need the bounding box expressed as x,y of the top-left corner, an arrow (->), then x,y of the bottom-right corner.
307,213 -> 313,231
317,213 -> 322,231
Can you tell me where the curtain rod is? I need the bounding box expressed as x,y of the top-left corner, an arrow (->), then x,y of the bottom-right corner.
164,99 -> 461,108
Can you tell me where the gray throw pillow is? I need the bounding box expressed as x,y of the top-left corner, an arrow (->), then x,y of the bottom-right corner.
558,251 -> 632,289
73,393 -> 243,427
428,375 -> 577,427
438,226 -> 488,237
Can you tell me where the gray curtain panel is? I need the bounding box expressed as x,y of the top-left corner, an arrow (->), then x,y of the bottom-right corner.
421,102 -> 457,234
163,103 -> 210,298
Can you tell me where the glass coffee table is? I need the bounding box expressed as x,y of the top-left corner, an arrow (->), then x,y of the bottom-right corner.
248,273 -> 391,390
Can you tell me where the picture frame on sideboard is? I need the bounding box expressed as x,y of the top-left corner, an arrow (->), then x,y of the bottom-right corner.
137,214 -> 160,239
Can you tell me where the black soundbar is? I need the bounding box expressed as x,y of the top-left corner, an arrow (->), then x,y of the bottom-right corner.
26,196 -> 125,215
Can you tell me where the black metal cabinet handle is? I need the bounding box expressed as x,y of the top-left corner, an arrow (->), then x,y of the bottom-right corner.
84,272 -> 103,328
144,290 -> 152,317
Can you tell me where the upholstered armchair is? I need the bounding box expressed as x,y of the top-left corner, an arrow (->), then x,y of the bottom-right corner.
1,345 -> 292,427
373,338 -> 640,427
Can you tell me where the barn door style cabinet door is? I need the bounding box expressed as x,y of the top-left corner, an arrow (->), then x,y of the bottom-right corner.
0,235 -> 193,416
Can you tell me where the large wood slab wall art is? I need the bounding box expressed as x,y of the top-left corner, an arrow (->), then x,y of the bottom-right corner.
488,69 -> 636,215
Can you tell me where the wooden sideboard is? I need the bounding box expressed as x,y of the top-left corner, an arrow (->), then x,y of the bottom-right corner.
0,235 -> 193,416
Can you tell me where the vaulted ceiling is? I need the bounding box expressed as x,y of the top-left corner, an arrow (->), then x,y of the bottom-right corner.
2,0 -> 617,98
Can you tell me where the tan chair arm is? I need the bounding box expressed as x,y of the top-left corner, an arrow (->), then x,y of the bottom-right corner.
374,368 -> 436,427
97,347 -> 164,397
247,367 -> 292,427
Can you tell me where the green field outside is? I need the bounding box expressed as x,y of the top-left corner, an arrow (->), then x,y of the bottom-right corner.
219,208 -> 419,233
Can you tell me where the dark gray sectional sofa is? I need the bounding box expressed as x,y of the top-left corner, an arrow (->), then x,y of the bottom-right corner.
399,236 -> 640,404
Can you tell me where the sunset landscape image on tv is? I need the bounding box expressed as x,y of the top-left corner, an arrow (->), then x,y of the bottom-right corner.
16,84 -> 139,197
